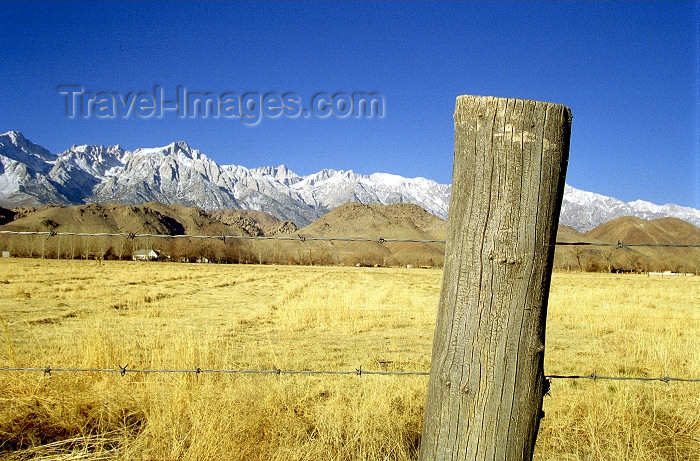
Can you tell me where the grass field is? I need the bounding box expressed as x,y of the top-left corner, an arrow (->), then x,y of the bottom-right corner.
0,258 -> 698,460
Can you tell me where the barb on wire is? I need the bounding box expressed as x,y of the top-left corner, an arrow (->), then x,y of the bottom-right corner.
0,366 -> 698,383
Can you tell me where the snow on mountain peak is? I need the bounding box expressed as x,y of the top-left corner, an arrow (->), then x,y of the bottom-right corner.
273,164 -> 293,177
0,130 -> 56,175
172,140 -> 191,152
70,144 -> 96,155
560,184 -> 700,231
130,141 -> 201,161
251,164 -> 299,178
3,130 -> 25,143
1,130 -> 52,157
0,131 -> 698,230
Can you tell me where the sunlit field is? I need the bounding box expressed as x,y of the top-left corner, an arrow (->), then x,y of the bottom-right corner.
0,259 -> 698,460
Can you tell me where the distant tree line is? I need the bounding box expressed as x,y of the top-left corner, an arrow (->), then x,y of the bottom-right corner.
1,232 -> 698,273
0,233 -> 445,268
553,246 -> 700,274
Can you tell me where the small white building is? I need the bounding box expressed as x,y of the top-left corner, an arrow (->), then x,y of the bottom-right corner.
132,249 -> 159,261
1,250 -> 10,258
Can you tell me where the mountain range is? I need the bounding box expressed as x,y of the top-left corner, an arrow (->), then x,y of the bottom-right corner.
1,200 -> 697,272
1,130 -> 698,232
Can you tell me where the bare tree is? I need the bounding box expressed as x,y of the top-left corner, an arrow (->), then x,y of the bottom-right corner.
602,249 -> 615,273
573,247 -> 584,272
96,236 -> 111,260
113,237 -> 123,260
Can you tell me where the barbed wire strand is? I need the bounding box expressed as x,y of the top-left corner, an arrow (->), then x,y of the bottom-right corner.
3,311 -> 699,324
1,230 -> 699,248
0,367 -> 698,383
1,232 -> 698,386
0,230 -> 443,244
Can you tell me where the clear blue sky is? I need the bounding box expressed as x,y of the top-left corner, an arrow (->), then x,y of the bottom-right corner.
1,1 -> 698,208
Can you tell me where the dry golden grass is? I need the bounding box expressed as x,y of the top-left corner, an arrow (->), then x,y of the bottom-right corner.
0,259 -> 698,460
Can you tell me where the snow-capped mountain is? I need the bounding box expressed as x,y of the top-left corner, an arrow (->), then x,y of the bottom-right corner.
0,131 -> 65,206
0,130 -> 698,231
560,184 -> 700,231
0,131 -> 449,225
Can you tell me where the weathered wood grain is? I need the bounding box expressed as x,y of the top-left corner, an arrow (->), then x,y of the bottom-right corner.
419,95 -> 572,461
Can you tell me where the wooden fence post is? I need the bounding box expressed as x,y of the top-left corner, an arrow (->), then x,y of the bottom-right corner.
419,95 -> 572,461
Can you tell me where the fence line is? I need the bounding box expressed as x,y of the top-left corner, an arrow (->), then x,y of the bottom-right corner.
1,366 -> 698,383
0,230 -> 698,248
1,231 -> 698,388
0,230 -> 444,244
554,241 -> 700,248
4,310 -> 700,323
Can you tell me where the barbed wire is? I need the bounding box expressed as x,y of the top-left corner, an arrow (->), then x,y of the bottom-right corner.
545,373 -> 700,383
0,366 -> 427,377
1,366 -> 698,383
3,311 -> 699,324
555,241 -> 700,248
0,230 -> 444,244
1,233 -> 698,386
1,230 -> 699,248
